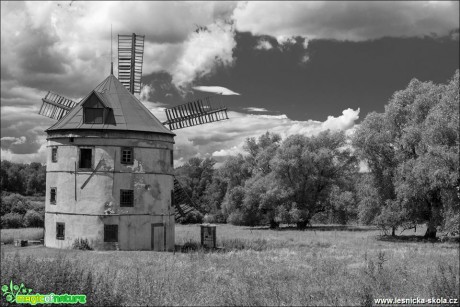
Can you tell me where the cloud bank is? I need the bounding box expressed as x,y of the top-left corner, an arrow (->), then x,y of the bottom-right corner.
233,1 -> 459,44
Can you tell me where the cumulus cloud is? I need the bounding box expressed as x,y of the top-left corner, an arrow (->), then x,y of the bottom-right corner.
193,86 -> 240,95
300,54 -> 310,64
169,22 -> 236,89
322,108 -> 360,131
276,35 -> 297,46
244,107 -> 268,112
1,141 -> 47,164
232,1 -> 459,42
139,84 -> 153,102
255,39 -> 273,50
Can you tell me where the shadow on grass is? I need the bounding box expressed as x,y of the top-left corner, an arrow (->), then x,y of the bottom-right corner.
377,235 -> 460,244
175,238 -> 269,253
243,225 -> 378,232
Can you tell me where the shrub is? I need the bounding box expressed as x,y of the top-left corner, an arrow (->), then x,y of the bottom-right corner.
1,213 -> 24,228
203,211 -> 227,224
274,205 -> 291,224
72,238 -> 93,250
180,240 -> 202,252
178,210 -> 204,224
9,195 -> 30,216
28,200 -> 45,214
227,210 -> 245,226
1,193 -> 30,216
23,210 -> 44,227
228,209 -> 262,226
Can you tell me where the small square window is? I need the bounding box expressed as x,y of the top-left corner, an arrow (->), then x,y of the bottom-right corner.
104,225 -> 118,242
79,148 -> 93,169
56,223 -> 65,240
51,147 -> 58,163
50,187 -> 57,204
120,190 -> 134,207
121,147 -> 133,164
84,108 -> 104,124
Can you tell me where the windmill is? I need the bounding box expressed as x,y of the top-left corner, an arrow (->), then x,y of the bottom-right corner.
38,33 -> 231,223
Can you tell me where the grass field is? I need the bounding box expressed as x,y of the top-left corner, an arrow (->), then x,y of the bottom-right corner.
1,224 -> 459,306
0,228 -> 44,244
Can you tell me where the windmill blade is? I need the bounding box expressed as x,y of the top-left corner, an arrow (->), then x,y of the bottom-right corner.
38,91 -> 77,120
163,96 -> 229,131
173,176 -> 201,221
118,33 -> 145,95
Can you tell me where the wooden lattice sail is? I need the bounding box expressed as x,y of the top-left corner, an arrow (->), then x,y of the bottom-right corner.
38,91 -> 77,120
118,33 -> 145,95
163,96 -> 228,130
173,176 -> 201,220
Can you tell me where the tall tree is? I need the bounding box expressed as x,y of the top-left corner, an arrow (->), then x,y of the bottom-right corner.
352,111 -> 399,235
174,157 -> 216,212
354,70 -> 459,238
272,130 -> 357,229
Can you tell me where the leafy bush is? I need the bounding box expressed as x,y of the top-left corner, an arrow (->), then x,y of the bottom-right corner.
72,238 -> 93,250
228,209 -> 263,226
178,211 -> 204,224
227,210 -> 245,226
1,213 -> 24,228
1,194 -> 30,216
203,211 -> 227,224
179,240 -> 202,252
23,210 -> 44,228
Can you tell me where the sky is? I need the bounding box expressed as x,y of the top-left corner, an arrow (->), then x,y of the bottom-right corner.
1,1 -> 459,166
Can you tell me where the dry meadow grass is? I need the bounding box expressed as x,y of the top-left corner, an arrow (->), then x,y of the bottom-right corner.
1,224 -> 458,306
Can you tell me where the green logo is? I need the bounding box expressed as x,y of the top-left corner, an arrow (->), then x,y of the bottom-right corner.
1,281 -> 86,305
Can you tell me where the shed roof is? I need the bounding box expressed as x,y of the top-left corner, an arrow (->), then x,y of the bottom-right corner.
46,74 -> 174,136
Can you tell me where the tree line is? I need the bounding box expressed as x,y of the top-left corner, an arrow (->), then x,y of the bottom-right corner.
0,161 -> 46,196
1,71 -> 458,238
176,70 -> 459,238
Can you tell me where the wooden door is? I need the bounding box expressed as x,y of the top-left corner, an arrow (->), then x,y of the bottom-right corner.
151,223 -> 164,251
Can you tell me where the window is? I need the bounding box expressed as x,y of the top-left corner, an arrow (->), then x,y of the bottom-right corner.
120,190 -> 134,207
50,187 -> 57,204
121,147 -> 133,164
51,147 -> 58,162
170,150 -> 174,167
79,148 -> 92,169
104,225 -> 118,242
84,108 -> 104,124
56,223 -> 65,240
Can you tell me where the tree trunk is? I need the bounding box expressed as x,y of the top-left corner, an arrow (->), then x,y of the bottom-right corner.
424,223 -> 437,239
391,227 -> 396,237
424,191 -> 441,240
269,219 -> 279,229
297,221 -> 308,230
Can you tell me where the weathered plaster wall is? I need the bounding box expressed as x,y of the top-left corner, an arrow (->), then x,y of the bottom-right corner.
44,131 -> 175,251
44,214 -> 175,251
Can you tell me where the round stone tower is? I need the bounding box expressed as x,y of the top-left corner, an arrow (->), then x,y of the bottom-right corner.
44,74 -> 176,251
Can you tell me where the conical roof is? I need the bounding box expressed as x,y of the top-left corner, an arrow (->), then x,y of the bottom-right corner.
46,74 -> 174,136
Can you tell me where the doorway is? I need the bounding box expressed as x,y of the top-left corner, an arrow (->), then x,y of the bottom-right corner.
151,223 -> 165,251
